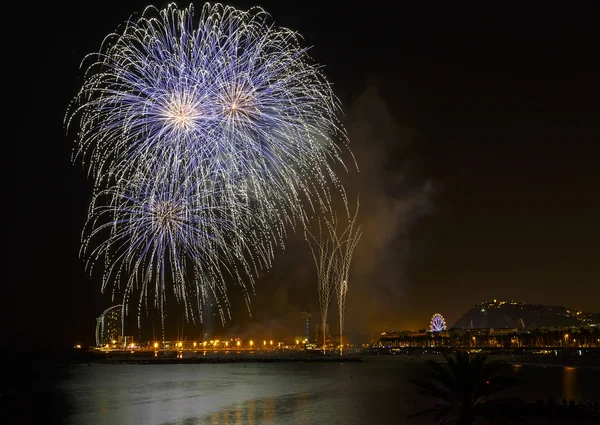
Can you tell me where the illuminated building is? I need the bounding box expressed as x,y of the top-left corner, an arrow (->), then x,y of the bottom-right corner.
95,305 -> 124,347
300,311 -> 312,342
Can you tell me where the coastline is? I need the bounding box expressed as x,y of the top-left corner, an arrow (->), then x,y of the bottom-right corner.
369,353 -> 600,369
98,353 -> 363,364
418,355 -> 600,369
58,348 -> 600,369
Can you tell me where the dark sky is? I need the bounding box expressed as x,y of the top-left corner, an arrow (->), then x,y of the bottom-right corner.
12,1 -> 599,349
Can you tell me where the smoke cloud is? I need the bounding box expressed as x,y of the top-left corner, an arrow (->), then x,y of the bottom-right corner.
198,84 -> 436,341
342,84 -> 435,334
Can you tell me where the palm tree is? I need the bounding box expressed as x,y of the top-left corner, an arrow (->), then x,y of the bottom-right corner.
407,351 -> 523,424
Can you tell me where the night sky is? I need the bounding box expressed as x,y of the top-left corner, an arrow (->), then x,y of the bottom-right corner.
13,1 -> 599,350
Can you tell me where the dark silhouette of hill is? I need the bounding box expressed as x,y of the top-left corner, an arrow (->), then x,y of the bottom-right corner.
452,300 -> 600,329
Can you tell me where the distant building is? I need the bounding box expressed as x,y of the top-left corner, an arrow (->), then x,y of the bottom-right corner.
300,312 -> 312,343
96,305 -> 124,347
379,331 -> 410,345
488,327 -> 518,336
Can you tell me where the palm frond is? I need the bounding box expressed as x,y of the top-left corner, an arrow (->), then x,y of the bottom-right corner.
407,351 -> 525,424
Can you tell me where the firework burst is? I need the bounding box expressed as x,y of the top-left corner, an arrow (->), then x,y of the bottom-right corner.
67,2 -> 353,326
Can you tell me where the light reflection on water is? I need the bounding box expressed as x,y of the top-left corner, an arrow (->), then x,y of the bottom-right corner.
511,363 -> 598,403
57,358 -> 599,425
562,366 -> 577,401
176,392 -> 324,425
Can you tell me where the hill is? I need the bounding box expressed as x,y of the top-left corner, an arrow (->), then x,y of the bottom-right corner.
452,300 -> 600,329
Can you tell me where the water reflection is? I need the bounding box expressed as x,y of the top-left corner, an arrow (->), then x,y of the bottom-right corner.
562,366 -> 578,401
175,392 -> 323,424
512,363 -> 587,402
234,402 -> 241,424
247,397 -> 255,425
56,360 -> 600,425
262,396 -> 275,423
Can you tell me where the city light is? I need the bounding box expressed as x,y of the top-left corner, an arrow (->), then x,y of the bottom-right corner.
249,340 -> 254,346
153,342 -> 158,349
236,341 -> 241,347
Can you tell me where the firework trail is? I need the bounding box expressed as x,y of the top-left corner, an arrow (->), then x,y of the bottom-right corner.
331,199 -> 362,356
305,198 -> 361,354
305,218 -> 338,353
67,3 -> 353,325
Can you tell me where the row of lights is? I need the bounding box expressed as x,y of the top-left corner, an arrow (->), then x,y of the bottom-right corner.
98,338 -> 311,350
151,339 -> 297,349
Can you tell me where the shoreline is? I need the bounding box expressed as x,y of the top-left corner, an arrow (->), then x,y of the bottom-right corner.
369,353 -> 600,369
507,361 -> 600,370
418,356 -> 600,369
98,354 -> 363,364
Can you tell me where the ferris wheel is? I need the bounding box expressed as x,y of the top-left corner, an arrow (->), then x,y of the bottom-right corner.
430,313 -> 447,332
